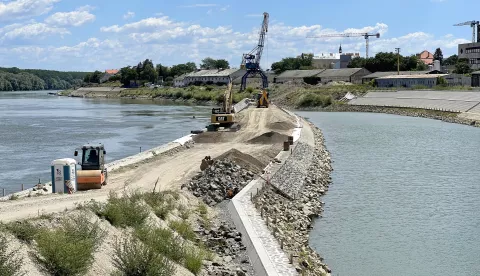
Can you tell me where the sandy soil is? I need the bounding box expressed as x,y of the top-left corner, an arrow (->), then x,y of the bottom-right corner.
0,105 -> 296,223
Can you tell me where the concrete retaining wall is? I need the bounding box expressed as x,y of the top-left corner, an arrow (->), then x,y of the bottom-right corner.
227,105 -> 303,276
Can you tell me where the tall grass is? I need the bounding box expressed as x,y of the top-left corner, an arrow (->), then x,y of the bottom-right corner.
33,214 -> 105,276
134,226 -> 185,262
5,221 -> 40,244
169,220 -> 196,242
112,235 -> 176,276
297,93 -> 333,108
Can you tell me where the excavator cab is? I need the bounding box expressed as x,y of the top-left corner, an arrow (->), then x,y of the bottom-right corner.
210,79 -> 236,129
257,89 -> 269,108
74,143 -> 108,190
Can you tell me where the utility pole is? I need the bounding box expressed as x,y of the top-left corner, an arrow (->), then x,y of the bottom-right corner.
395,48 -> 400,75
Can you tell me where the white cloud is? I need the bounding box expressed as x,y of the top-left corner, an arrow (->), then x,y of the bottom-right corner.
0,0 -> 60,22
123,11 -> 135,20
45,6 -> 96,27
220,5 -> 230,11
0,22 -> 69,41
100,16 -> 182,33
178,4 -> 217,8
246,14 -> 263,17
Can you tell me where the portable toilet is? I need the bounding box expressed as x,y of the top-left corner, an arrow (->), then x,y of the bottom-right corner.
51,158 -> 77,194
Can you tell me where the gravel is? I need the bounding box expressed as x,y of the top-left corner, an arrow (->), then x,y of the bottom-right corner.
254,121 -> 333,276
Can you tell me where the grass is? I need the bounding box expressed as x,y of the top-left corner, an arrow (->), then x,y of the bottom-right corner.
183,246 -> 206,275
197,202 -> 212,230
33,214 -> 104,276
111,235 -> 176,276
297,93 -> 333,108
140,191 -> 177,220
88,192 -> 150,228
0,234 -> 25,276
169,220 -> 196,242
5,221 -> 40,244
9,194 -> 19,201
134,226 -> 185,263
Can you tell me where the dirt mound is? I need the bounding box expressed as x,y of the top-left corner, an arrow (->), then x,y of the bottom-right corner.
192,131 -> 235,144
247,131 -> 289,145
267,120 -> 296,131
215,149 -> 265,174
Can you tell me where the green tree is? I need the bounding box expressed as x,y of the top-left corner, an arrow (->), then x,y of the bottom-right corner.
141,63 -> 157,83
215,59 -> 230,69
433,48 -> 443,65
454,59 -> 472,74
120,66 -> 138,87
443,54 -> 458,66
89,71 -> 103,84
200,57 -> 218,69
170,63 -> 196,77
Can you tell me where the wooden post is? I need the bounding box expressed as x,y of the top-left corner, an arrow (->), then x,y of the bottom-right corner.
2,188 -> 4,197
289,253 -> 293,264
281,239 -> 284,249
21,184 -> 24,191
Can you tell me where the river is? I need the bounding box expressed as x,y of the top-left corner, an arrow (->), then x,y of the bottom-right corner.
0,91 -> 210,195
299,111 -> 480,276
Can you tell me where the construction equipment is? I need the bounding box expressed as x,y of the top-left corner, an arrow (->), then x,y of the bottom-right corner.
256,89 -> 269,108
307,32 -> 380,58
210,78 -> 237,130
240,12 -> 269,91
74,143 -> 107,190
454,20 -> 480,43
200,156 -> 214,171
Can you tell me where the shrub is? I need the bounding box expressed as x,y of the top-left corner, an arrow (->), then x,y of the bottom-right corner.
33,214 -> 104,276
0,234 -> 25,276
93,192 -> 150,228
174,91 -> 183,98
183,246 -> 207,275
246,87 -> 254,93
205,86 -> 213,92
297,93 -> 333,108
112,236 -> 176,276
5,221 -> 40,244
169,220 -> 196,241
141,192 -> 176,220
135,226 -> 185,262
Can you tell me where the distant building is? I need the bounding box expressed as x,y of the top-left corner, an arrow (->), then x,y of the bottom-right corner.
310,52 -> 360,69
100,69 -> 120,83
316,68 -> 371,84
444,74 -> 471,86
362,71 -> 430,84
105,69 -> 119,75
376,74 -> 448,88
180,69 -> 244,86
417,50 -> 434,65
458,42 -> 480,70
274,69 -> 325,84
232,70 -> 276,86
472,71 -> 480,87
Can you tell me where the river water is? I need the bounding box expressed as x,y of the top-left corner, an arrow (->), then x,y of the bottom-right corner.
0,91 -> 210,195
299,112 -> 480,276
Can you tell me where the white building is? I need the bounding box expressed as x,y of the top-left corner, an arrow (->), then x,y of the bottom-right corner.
174,69 -> 244,87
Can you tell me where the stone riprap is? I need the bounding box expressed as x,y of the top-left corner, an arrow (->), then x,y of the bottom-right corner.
186,159 -> 255,206
254,121 -> 333,276
269,142 -> 314,200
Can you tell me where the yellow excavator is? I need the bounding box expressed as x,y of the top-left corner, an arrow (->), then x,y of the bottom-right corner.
256,89 -> 269,108
210,78 -> 236,130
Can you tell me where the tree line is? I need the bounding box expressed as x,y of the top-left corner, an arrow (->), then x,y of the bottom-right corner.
0,67 -> 88,91
110,57 -> 231,87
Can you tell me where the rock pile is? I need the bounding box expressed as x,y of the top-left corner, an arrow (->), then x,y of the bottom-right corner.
197,221 -> 252,276
186,159 -> 255,206
254,122 -> 333,276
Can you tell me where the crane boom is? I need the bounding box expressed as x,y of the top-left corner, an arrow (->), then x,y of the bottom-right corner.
306,32 -> 380,58
240,12 -> 269,91
453,20 -> 479,43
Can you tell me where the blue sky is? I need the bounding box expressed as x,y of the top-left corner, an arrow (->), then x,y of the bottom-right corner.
0,0 -> 477,71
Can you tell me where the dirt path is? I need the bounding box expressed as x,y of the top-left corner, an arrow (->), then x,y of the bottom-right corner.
0,105 -> 296,222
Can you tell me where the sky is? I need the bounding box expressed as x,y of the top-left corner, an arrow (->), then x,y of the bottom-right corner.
0,0 -> 477,72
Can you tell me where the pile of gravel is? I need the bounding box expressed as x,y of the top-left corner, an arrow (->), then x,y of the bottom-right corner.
186,159 -> 255,206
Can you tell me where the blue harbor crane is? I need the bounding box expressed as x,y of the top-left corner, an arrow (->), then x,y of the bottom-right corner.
240,12 -> 269,91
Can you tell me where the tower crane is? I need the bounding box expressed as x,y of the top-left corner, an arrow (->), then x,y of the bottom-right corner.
306,32 -> 380,58
240,12 -> 269,91
453,21 -> 480,43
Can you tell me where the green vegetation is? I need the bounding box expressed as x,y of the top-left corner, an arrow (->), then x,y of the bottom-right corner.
33,214 -> 104,276
348,52 -> 427,72
271,53 -> 314,74
112,235 -> 176,276
169,220 -> 196,242
298,94 -> 333,108
5,221 -> 40,244
134,226 -> 185,263
200,57 -> 230,70
87,192 -> 150,228
0,234 -> 25,276
183,246 -> 207,275
0,67 -> 88,91
197,202 -> 212,230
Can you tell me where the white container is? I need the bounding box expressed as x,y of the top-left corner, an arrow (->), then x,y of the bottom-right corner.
51,158 -> 77,194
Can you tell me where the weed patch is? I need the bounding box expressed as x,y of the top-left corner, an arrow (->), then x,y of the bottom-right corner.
135,226 -> 185,262
169,220 -> 196,242
0,234 -> 25,276
5,221 -> 40,244
112,235 -> 176,276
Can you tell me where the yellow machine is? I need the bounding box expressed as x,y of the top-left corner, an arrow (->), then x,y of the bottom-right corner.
210,78 -> 236,129
256,89 -> 269,108
74,144 -> 108,190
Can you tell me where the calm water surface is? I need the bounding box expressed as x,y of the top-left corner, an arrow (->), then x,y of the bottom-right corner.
0,91 -> 210,194
298,112 -> 480,276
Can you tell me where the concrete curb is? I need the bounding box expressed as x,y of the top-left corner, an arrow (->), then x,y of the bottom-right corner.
227,107 -> 303,276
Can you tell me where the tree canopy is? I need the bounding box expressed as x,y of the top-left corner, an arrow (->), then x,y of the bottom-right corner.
200,57 -> 230,69
0,67 -> 88,91
443,54 -> 458,66
454,58 -> 472,74
271,54 -> 314,74
433,48 -> 444,65
348,52 -> 428,72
